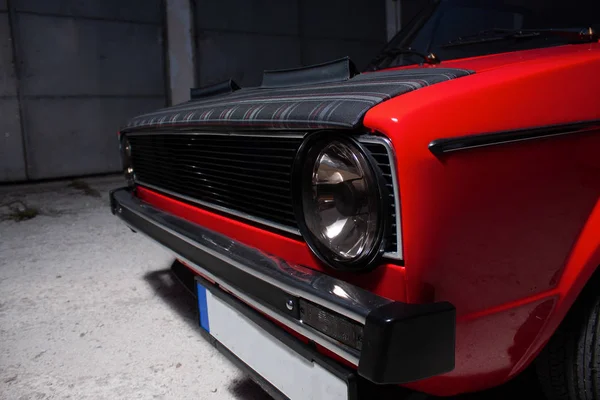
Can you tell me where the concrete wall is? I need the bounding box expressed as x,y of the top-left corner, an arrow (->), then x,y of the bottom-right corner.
195,0 -> 387,87
165,0 -> 196,105
1,0 -> 166,181
0,0 -> 389,182
0,4 -> 27,181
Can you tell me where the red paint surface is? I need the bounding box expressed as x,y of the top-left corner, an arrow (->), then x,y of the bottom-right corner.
362,43 -> 600,395
374,43 -> 600,74
134,43 -> 600,396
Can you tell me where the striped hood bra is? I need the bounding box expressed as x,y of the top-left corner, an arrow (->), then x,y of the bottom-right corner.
123,63 -> 473,132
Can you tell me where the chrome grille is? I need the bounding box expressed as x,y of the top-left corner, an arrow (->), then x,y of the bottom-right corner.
359,137 -> 402,259
127,132 -> 402,259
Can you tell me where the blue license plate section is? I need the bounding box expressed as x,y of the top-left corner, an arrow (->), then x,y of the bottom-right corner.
195,281 -> 349,400
196,282 -> 210,332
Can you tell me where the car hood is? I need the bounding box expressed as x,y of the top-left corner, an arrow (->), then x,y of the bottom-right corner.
386,43 -> 600,74
122,60 -> 473,133
122,44 -> 600,134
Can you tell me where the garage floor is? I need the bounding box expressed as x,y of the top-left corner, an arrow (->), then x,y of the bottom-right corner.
0,176 -> 544,400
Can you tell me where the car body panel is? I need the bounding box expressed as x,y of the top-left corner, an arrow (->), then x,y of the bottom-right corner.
120,40 -> 600,396
360,43 -> 600,395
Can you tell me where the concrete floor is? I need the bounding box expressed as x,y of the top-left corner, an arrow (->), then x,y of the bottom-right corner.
0,176 -> 544,400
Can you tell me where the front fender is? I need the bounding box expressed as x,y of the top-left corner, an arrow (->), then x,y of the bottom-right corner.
508,197 -> 600,377
361,51 -> 600,395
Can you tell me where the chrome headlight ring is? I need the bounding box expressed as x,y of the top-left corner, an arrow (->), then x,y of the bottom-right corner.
292,133 -> 390,271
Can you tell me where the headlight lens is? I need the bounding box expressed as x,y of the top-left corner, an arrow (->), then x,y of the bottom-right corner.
296,136 -> 387,270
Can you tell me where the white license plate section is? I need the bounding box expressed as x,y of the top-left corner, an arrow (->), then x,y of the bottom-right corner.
197,282 -> 349,400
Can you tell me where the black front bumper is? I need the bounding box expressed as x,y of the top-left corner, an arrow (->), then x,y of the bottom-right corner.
110,187 -> 455,385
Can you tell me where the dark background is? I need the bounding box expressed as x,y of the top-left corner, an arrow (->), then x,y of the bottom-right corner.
0,0 -> 428,182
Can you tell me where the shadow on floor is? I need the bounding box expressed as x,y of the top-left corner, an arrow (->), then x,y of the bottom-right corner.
228,378 -> 273,400
143,266 -> 271,400
143,263 -> 547,400
450,368 -> 546,400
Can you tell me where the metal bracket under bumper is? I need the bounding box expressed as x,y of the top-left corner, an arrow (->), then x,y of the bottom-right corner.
110,187 -> 456,384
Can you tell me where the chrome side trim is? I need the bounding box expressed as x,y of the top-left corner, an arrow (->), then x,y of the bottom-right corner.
135,181 -> 301,236
358,135 -> 403,260
428,119 -> 600,155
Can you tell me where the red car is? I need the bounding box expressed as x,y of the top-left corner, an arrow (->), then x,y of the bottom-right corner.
111,1 -> 600,399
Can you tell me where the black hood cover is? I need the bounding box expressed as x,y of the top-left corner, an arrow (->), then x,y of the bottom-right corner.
123,59 -> 472,132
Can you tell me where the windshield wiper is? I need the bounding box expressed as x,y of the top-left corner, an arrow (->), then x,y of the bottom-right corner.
368,47 -> 441,70
442,27 -> 598,48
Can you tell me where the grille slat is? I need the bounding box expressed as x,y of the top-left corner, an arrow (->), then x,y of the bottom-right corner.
134,156 -> 291,178
134,175 -> 297,225
128,133 -> 400,259
132,145 -> 295,161
133,161 -> 291,194
133,149 -> 294,163
132,150 -> 292,171
134,158 -> 290,184
135,171 -> 294,214
133,169 -> 292,208
133,150 -> 290,173
134,143 -> 298,154
129,134 -> 301,230
134,166 -> 292,200
135,136 -> 300,145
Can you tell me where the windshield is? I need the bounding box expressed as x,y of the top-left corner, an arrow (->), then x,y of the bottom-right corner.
370,0 -> 600,69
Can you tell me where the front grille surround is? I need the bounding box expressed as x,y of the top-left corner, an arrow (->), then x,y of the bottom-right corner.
359,135 -> 403,260
127,131 -> 402,261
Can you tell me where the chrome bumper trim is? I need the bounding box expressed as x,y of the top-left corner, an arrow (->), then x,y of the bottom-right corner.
110,188 -> 456,384
111,188 -> 395,365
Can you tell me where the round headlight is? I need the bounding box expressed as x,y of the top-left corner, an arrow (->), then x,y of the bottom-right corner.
294,135 -> 388,270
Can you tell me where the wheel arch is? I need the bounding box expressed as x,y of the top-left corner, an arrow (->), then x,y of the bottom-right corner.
509,197 -> 600,378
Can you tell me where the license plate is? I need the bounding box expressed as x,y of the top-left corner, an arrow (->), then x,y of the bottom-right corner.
196,281 -> 350,400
